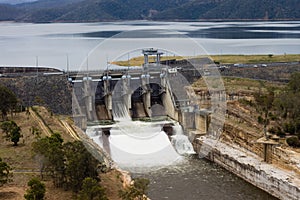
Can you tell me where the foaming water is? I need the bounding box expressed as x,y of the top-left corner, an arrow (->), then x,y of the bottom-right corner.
171,122 -> 196,155
86,117 -> 195,171
108,121 -> 183,171
86,100 -> 192,172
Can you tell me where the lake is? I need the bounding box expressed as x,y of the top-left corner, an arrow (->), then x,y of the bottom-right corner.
0,21 -> 299,71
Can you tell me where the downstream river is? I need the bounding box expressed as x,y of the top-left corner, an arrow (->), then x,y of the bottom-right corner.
135,156 -> 277,200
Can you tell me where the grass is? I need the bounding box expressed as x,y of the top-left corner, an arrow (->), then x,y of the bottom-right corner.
111,55 -> 183,66
0,108 -> 124,200
192,76 -> 285,94
210,54 -> 300,64
112,54 -> 300,66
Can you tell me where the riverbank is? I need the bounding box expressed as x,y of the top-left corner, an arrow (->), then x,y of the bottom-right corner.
192,135 -> 300,200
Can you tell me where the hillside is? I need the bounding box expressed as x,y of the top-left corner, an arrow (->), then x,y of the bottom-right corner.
0,4 -> 22,20
0,106 -> 124,200
0,0 -> 299,22
0,0 -> 36,4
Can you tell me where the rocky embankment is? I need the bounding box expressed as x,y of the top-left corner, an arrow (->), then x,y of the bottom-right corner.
193,138 -> 300,200
190,90 -> 300,199
0,75 -> 72,114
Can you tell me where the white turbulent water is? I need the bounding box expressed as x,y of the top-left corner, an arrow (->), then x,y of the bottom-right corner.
86,102 -> 194,171
171,123 -> 196,155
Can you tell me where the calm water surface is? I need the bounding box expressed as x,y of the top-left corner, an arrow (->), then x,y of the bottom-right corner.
0,21 -> 299,70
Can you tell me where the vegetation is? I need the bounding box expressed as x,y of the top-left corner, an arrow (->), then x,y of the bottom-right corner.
32,132 -> 65,186
254,86 -> 274,138
63,141 -> 100,192
113,54 -> 300,68
286,136 -> 300,148
112,55 -> 183,66
211,54 -> 300,65
32,133 -> 105,195
0,85 -> 18,120
0,157 -> 12,187
1,0 -> 299,22
24,177 -> 46,200
0,120 -> 22,146
244,72 -> 300,146
0,107 -> 124,199
78,177 -> 107,200
119,178 -> 150,200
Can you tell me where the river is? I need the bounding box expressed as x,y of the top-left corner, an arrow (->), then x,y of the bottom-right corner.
135,156 -> 277,200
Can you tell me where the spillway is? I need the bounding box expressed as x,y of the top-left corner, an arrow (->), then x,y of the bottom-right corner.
86,98 -> 195,172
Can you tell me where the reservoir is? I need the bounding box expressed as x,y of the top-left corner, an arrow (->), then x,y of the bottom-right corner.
0,21 -> 299,71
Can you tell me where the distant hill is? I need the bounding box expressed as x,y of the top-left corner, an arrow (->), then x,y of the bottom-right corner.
0,0 -> 299,22
0,0 -> 37,4
153,0 -> 300,20
0,4 -> 22,20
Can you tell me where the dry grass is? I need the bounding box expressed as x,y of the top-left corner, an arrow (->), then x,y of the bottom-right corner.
100,169 -> 124,200
192,76 -> 285,94
111,55 -> 184,66
210,54 -> 300,64
0,108 -> 123,200
112,54 -> 300,66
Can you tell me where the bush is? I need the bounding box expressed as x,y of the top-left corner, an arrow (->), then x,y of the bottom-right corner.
286,136 -> 300,148
276,128 -> 286,138
119,178 -> 149,200
283,123 -> 295,134
238,98 -> 253,107
78,177 -> 107,200
268,112 -> 278,121
24,177 -> 46,200
0,157 -> 12,186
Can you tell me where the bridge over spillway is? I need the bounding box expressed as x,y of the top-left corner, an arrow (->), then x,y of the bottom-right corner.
71,49 -> 208,132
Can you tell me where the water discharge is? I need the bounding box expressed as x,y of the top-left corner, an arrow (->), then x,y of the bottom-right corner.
86,102 -> 195,172
171,123 -> 196,155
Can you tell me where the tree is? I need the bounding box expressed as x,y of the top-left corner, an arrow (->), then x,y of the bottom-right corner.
78,177 -> 107,200
286,136 -> 300,148
254,87 -> 275,138
32,132 -> 65,187
0,120 -> 22,146
0,85 -> 17,120
24,177 -> 46,200
287,72 -> 300,93
0,157 -> 12,186
119,178 -> 149,200
63,141 -> 99,192
275,73 -> 300,135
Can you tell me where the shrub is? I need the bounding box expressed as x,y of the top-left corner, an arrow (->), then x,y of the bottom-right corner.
286,136 -> 300,148
283,123 -> 295,134
24,177 -> 46,200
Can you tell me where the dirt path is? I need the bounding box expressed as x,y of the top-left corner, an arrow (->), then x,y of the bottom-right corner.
59,119 -> 80,140
0,186 -> 26,200
29,108 -> 52,136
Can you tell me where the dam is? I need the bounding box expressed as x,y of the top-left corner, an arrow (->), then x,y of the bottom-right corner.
71,48 -> 206,131
70,48 -> 205,170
